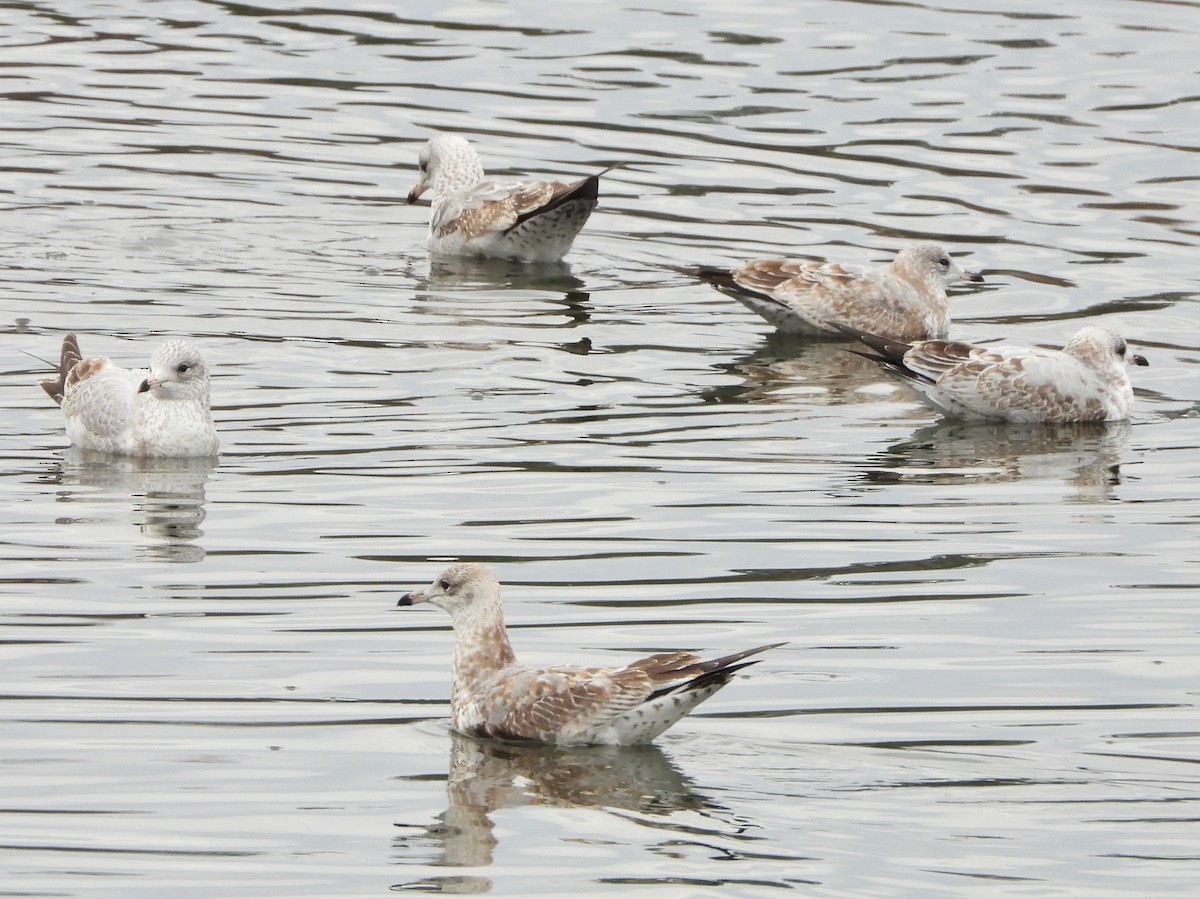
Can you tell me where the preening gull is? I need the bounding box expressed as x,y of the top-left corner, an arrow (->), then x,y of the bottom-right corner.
406,133 -> 600,262
833,323 -> 1149,423
398,563 -> 782,746
692,242 -> 983,341
38,334 -> 219,457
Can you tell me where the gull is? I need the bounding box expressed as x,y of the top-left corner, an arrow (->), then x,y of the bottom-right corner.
406,133 -> 600,262
398,563 -> 782,746
38,334 -> 219,456
692,242 -> 983,341
832,322 -> 1149,423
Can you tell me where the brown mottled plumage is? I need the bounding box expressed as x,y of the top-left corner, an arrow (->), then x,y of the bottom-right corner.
692,243 -> 983,340
407,133 -> 599,262
833,323 -> 1149,423
38,333 -> 84,405
397,563 -> 782,746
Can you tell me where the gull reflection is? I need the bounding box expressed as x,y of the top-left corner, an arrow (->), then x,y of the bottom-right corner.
45,449 -> 216,562
704,335 -> 910,407
425,255 -> 587,294
412,256 -> 593,331
858,420 -> 1133,502
392,733 -> 711,888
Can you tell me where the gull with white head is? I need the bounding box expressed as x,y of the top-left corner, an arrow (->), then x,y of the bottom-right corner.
38,334 -> 219,457
692,242 -> 983,341
406,133 -> 600,263
833,323 -> 1149,423
398,563 -> 782,746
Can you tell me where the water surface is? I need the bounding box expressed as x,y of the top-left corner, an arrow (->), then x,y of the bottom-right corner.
1,1 -> 1198,896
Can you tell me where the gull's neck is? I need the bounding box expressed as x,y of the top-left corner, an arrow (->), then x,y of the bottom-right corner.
448,596 -> 518,691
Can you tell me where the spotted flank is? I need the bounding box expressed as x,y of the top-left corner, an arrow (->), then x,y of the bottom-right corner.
397,563 -> 782,746
407,133 -> 600,262
833,323 -> 1149,423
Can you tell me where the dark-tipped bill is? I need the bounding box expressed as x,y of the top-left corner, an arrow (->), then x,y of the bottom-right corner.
397,589 -> 428,607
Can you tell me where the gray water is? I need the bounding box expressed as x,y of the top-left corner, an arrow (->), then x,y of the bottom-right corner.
1,1 -> 1198,896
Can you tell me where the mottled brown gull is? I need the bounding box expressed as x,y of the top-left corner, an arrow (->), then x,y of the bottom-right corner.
692,242 -> 983,341
38,334 -> 219,457
832,323 -> 1149,423
398,563 -> 782,746
406,133 -> 600,263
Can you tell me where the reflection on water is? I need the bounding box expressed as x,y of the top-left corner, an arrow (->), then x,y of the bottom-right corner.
41,450 -> 214,563
705,335 -> 909,406
859,420 -> 1133,502
392,734 -> 710,891
424,256 -> 589,295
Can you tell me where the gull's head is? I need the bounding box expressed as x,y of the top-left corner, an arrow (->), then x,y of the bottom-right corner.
407,133 -> 485,203
898,242 -> 984,289
1064,327 -> 1149,369
398,563 -> 502,617
138,341 -> 211,400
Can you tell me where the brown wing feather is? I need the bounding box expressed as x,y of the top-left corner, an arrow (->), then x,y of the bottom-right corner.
731,259 -> 817,294
437,194 -> 529,240
626,642 -> 783,686
37,333 -> 83,405
507,175 -> 598,232
902,340 -> 1008,382
831,323 -> 989,383
484,667 -> 654,742
480,643 -> 782,742
623,650 -> 704,680
438,179 -> 585,241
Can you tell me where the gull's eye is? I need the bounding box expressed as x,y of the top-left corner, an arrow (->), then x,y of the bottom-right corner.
438,578 -> 451,591
938,256 -> 951,268
1115,340 -> 1127,357
176,362 -> 191,374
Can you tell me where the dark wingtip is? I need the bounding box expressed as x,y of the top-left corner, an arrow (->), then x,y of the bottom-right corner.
827,320 -> 913,353
38,378 -> 63,405
61,333 -> 82,372
506,174 -> 600,234
685,659 -> 760,692
685,643 -> 785,691
573,172 -> 601,203
691,265 -> 743,295
39,333 -> 84,405
825,320 -> 865,340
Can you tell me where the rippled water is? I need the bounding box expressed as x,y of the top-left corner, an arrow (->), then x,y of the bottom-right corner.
2,1 -> 1198,896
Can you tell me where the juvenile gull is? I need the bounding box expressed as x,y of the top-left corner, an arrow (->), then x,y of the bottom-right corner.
692,243 -> 983,341
38,334 -> 219,457
833,323 -> 1149,423
398,563 -> 782,746
406,133 -> 599,262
